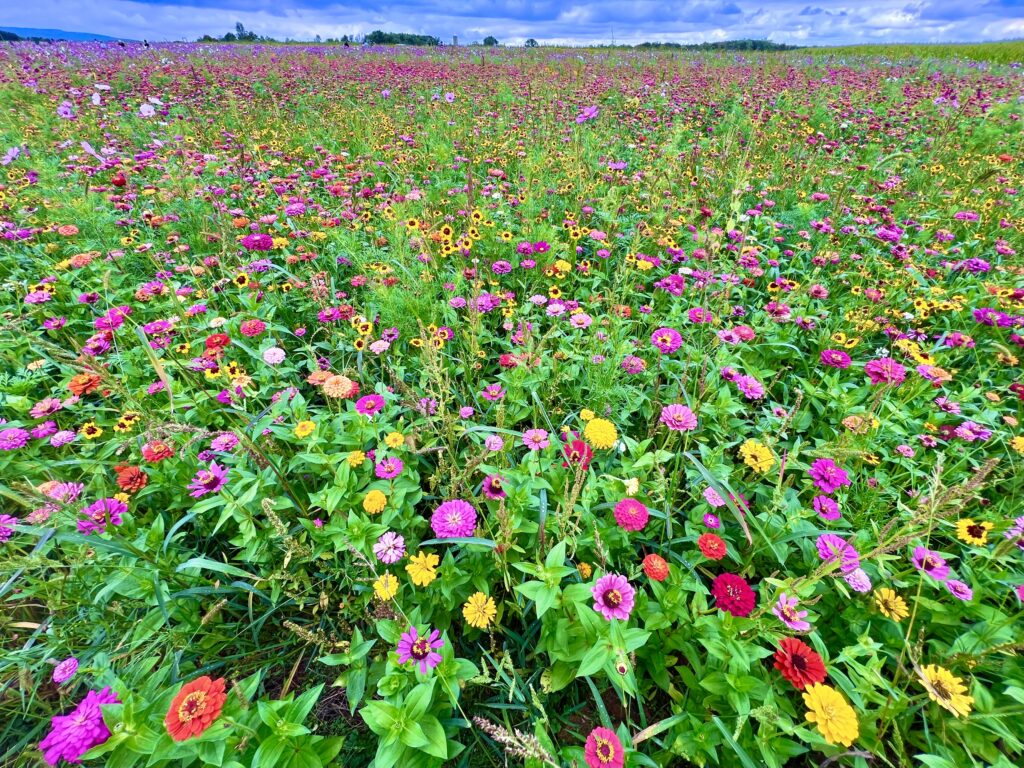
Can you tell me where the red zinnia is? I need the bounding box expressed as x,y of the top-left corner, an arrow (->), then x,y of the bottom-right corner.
642,554 -> 669,582
142,440 -> 174,463
773,637 -> 827,690
205,333 -> 230,350
562,439 -> 593,471
711,573 -> 756,617
698,533 -> 727,561
68,372 -> 103,397
239,319 -> 266,337
165,676 -> 227,741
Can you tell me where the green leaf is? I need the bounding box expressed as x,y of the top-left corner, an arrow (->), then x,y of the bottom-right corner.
253,735 -> 289,768
577,643 -> 612,677
399,721 -> 429,749
545,540 -> 567,569
419,715 -> 448,759
402,680 -> 435,721
360,701 -> 400,736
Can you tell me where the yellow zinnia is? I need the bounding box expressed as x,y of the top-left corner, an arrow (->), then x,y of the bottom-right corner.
406,552 -> 440,587
363,489 -> 387,514
294,420 -> 315,438
739,439 -> 775,473
384,431 -> 405,449
918,664 -> 974,718
462,592 -> 497,629
803,683 -> 859,747
347,450 -> 366,468
373,572 -> 398,601
584,418 -> 617,449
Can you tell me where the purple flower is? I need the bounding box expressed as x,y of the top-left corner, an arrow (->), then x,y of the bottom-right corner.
735,375 -> 765,400
187,461 -> 228,498
0,514 -> 18,543
945,579 -> 973,601
0,428 -> 30,451
373,532 -> 406,564
703,513 -> 721,529
660,404 -> 697,432
39,687 -> 119,766
483,434 -> 504,452
575,105 -> 599,123
481,383 -> 505,402
50,431 -> 77,447
912,546 -> 950,581
703,488 -> 725,507
459,406 -> 475,419
812,495 -> 841,521
843,568 -> 872,593
78,498 -> 127,535
482,474 -> 506,500
395,626 -> 444,674
808,458 -> 851,494
773,593 -> 810,631
816,533 -> 860,573
210,433 -> 239,452
240,233 -> 273,251
52,657 -> 79,684
430,499 -> 477,538
32,421 -> 58,439
522,429 -> 549,450
592,573 -> 635,621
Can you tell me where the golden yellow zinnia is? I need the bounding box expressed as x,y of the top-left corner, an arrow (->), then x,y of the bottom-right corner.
873,587 -> 909,622
462,592 -> 497,629
739,439 -> 775,473
384,431 -> 405,449
406,551 -> 440,587
373,572 -> 398,601
294,420 -> 315,438
803,683 -> 859,747
363,489 -> 387,514
584,418 -> 617,449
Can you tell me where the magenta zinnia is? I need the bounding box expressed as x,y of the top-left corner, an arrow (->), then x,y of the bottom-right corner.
584,725 -> 625,768
39,687 -> 120,766
592,573 -> 635,621
613,498 -> 649,532
659,403 -> 697,432
187,461 -> 228,498
711,573 -> 756,617
396,625 -> 444,674
430,499 -> 477,538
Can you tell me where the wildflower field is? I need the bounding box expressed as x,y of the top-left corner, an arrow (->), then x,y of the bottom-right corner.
1,41 -> 1023,768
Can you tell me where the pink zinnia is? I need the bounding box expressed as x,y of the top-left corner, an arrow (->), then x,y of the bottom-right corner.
584,726 -> 625,768
820,349 -> 851,369
591,573 -> 635,621
395,626 -> 444,674
52,657 -> 79,684
808,458 -> 851,494
865,357 -> 907,386
430,499 -> 477,538
78,498 -> 127,535
650,327 -> 682,354
39,687 -> 120,766
613,498 -> 649,532
660,404 -> 697,432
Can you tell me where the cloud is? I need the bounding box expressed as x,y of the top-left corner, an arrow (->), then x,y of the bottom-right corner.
1,0 -> 1022,45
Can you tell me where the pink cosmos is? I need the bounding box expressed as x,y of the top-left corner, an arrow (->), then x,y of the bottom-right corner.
591,573 -> 635,621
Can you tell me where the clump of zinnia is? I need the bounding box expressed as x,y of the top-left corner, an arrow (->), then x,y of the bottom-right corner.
165,676 -> 227,741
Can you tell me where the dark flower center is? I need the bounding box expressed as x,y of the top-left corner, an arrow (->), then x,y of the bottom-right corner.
603,589 -> 622,607
411,637 -> 431,660
177,691 -> 207,723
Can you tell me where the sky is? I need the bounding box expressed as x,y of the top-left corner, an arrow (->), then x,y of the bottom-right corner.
2,0 -> 1023,46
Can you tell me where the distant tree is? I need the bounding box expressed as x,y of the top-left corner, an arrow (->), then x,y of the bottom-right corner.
1,30 -> 22,41
365,30 -> 440,46
223,32 -> 236,42
483,35 -> 498,46
525,38 -> 538,48
314,34 -> 321,43
341,34 -> 350,43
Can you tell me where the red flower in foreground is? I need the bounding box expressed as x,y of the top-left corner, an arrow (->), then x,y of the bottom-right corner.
165,676 -> 227,741
142,440 -> 174,463
773,637 -> 827,690
642,553 -> 669,582
584,726 -> 624,768
711,573 -> 756,617
698,533 -> 727,561
114,464 -> 147,493
204,333 -> 230,350
562,439 -> 593,471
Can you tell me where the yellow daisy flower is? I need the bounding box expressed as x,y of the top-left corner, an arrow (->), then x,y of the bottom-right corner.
955,518 -> 992,546
373,572 -> 398,601
873,587 -> 909,622
918,664 -> 974,718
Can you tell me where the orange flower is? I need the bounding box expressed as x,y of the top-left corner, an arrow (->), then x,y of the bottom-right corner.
164,676 -> 227,741
322,374 -> 359,399
57,224 -> 79,237
114,465 -> 148,493
68,372 -> 103,396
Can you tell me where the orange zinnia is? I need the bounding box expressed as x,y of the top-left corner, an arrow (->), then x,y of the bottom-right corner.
68,372 -> 103,396
165,676 -> 227,741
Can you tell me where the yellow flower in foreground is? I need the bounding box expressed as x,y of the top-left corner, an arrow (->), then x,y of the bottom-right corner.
384,431 -> 405,449
956,518 -> 992,546
580,409 -> 595,422
918,664 -> 974,718
873,588 -> 909,622
79,422 -> 103,440
294,420 -> 315,438
406,551 -> 440,587
373,572 -> 398,601
462,592 -> 497,629
363,489 -> 387,514
584,418 -> 617,449
346,450 -> 366,468
1010,436 -> 1024,455
739,439 -> 775,473
803,683 -> 859,747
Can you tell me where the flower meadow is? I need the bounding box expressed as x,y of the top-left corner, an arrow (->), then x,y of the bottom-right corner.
0,40 -> 1023,768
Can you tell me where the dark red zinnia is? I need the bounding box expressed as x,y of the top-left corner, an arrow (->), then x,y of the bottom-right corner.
711,573 -> 756,617
562,439 -> 593,471
773,637 -> 827,690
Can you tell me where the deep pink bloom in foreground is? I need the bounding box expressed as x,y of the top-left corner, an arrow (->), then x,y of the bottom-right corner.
355,394 -> 385,416
613,498 -> 649,532
584,726 -> 625,768
660,403 -> 697,432
187,461 -> 228,498
913,546 -> 950,581
865,357 -> 907,386
39,687 -> 120,766
711,573 -> 756,617
430,499 -> 477,538
808,458 -> 851,494
396,626 -> 444,674
78,498 -> 127,535
592,573 -> 635,621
